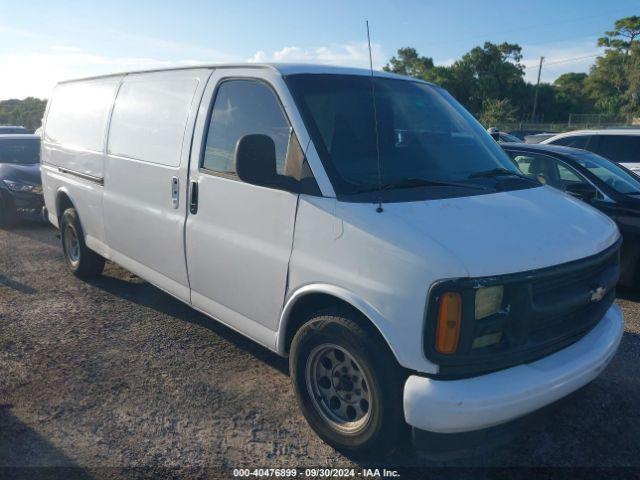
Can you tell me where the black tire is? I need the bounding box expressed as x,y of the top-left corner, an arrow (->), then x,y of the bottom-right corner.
290,309 -> 407,456
0,195 -> 17,228
60,207 -> 105,278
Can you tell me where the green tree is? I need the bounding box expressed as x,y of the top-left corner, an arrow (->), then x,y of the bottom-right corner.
447,42 -> 526,115
598,16 -> 640,55
383,47 -> 435,78
383,16 -> 640,124
554,72 -> 588,98
588,16 -> 640,116
586,52 -> 629,114
479,98 -> 517,126
384,43 -> 529,119
553,73 -> 594,115
0,98 -> 47,130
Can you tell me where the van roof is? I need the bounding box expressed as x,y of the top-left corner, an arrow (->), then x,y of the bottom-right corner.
56,63 -> 428,85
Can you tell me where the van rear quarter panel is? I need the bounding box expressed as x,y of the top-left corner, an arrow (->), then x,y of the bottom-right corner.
41,162 -> 106,252
41,77 -> 122,246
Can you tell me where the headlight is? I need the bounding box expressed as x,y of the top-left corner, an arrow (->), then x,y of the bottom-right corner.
474,285 -> 503,319
427,282 -> 509,359
2,179 -> 42,193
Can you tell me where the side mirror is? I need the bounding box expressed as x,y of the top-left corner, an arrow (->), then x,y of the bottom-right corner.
235,134 -> 278,187
565,183 -> 598,203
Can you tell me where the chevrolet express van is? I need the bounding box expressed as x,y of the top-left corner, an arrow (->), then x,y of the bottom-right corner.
40,64 -> 623,454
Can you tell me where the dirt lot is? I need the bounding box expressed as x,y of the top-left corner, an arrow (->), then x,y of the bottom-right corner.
1,222 -> 639,479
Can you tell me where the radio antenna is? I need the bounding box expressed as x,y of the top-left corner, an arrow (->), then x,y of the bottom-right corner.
366,20 -> 383,213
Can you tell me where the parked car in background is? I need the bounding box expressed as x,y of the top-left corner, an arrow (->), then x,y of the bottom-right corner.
0,125 -> 30,134
486,127 -> 522,143
542,129 -> 640,173
40,64 -> 623,455
508,129 -> 559,141
504,142 -> 640,287
0,134 -> 43,227
524,133 -> 556,144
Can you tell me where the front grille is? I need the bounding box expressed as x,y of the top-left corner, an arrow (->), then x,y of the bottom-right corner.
425,240 -> 620,378
531,246 -> 618,306
529,245 -> 619,341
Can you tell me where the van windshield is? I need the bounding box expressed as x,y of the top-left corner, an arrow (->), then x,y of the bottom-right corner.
285,74 -> 524,196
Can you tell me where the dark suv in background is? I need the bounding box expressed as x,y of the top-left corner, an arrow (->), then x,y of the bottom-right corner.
0,126 -> 31,134
0,134 -> 43,227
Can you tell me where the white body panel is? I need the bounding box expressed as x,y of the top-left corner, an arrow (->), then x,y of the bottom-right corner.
620,162 -> 640,172
40,63 -> 624,436
101,69 -> 211,301
44,77 -> 122,175
41,76 -> 121,240
542,128 -> 640,141
183,68 -> 333,343
285,186 -> 618,372
185,175 -> 298,332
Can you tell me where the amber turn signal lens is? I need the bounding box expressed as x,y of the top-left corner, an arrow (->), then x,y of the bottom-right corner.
435,292 -> 462,354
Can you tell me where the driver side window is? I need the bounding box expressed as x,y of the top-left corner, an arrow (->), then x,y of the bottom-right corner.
201,79 -> 320,194
203,80 -> 291,175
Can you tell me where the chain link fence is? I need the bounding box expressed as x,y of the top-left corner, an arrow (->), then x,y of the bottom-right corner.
496,114 -> 638,136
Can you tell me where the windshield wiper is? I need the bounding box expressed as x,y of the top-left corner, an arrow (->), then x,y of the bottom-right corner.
380,177 -> 489,191
347,177 -> 490,195
468,167 -> 529,179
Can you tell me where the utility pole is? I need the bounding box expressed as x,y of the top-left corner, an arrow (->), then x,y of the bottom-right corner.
531,56 -> 544,122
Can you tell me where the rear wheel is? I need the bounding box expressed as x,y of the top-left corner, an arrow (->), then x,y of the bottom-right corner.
290,309 -> 407,456
60,207 -> 105,278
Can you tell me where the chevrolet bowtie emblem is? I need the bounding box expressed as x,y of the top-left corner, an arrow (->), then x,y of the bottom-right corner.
589,286 -> 607,303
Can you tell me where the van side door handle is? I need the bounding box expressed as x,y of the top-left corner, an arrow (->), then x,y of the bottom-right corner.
189,181 -> 198,214
171,176 -> 179,209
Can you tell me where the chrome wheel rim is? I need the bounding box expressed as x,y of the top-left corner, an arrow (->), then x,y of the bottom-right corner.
64,224 -> 80,265
305,344 -> 372,434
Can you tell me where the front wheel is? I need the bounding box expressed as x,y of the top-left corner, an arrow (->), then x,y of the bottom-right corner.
290,310 -> 407,456
60,207 -> 105,278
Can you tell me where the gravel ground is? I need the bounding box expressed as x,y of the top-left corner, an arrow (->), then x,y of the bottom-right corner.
1,221 -> 639,479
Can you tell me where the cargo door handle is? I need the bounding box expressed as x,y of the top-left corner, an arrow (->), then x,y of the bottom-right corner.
189,181 -> 198,214
171,176 -> 179,209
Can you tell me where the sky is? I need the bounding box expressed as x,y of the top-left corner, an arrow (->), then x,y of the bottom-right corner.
1,0 -> 639,100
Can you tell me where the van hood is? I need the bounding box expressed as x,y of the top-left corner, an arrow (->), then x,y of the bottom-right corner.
382,185 -> 619,277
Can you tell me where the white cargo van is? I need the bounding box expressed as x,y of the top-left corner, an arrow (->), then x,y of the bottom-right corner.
41,64 -> 623,454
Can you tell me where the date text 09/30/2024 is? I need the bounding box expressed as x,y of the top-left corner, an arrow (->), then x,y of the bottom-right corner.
232,468 -> 401,478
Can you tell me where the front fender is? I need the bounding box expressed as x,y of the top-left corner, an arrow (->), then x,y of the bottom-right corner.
276,283 -> 428,371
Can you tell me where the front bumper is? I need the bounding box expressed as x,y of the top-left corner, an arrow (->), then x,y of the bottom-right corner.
11,191 -> 44,210
404,304 -> 623,433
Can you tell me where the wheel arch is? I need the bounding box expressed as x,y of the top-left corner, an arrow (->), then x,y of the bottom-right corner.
276,284 -> 401,364
55,187 -> 75,221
